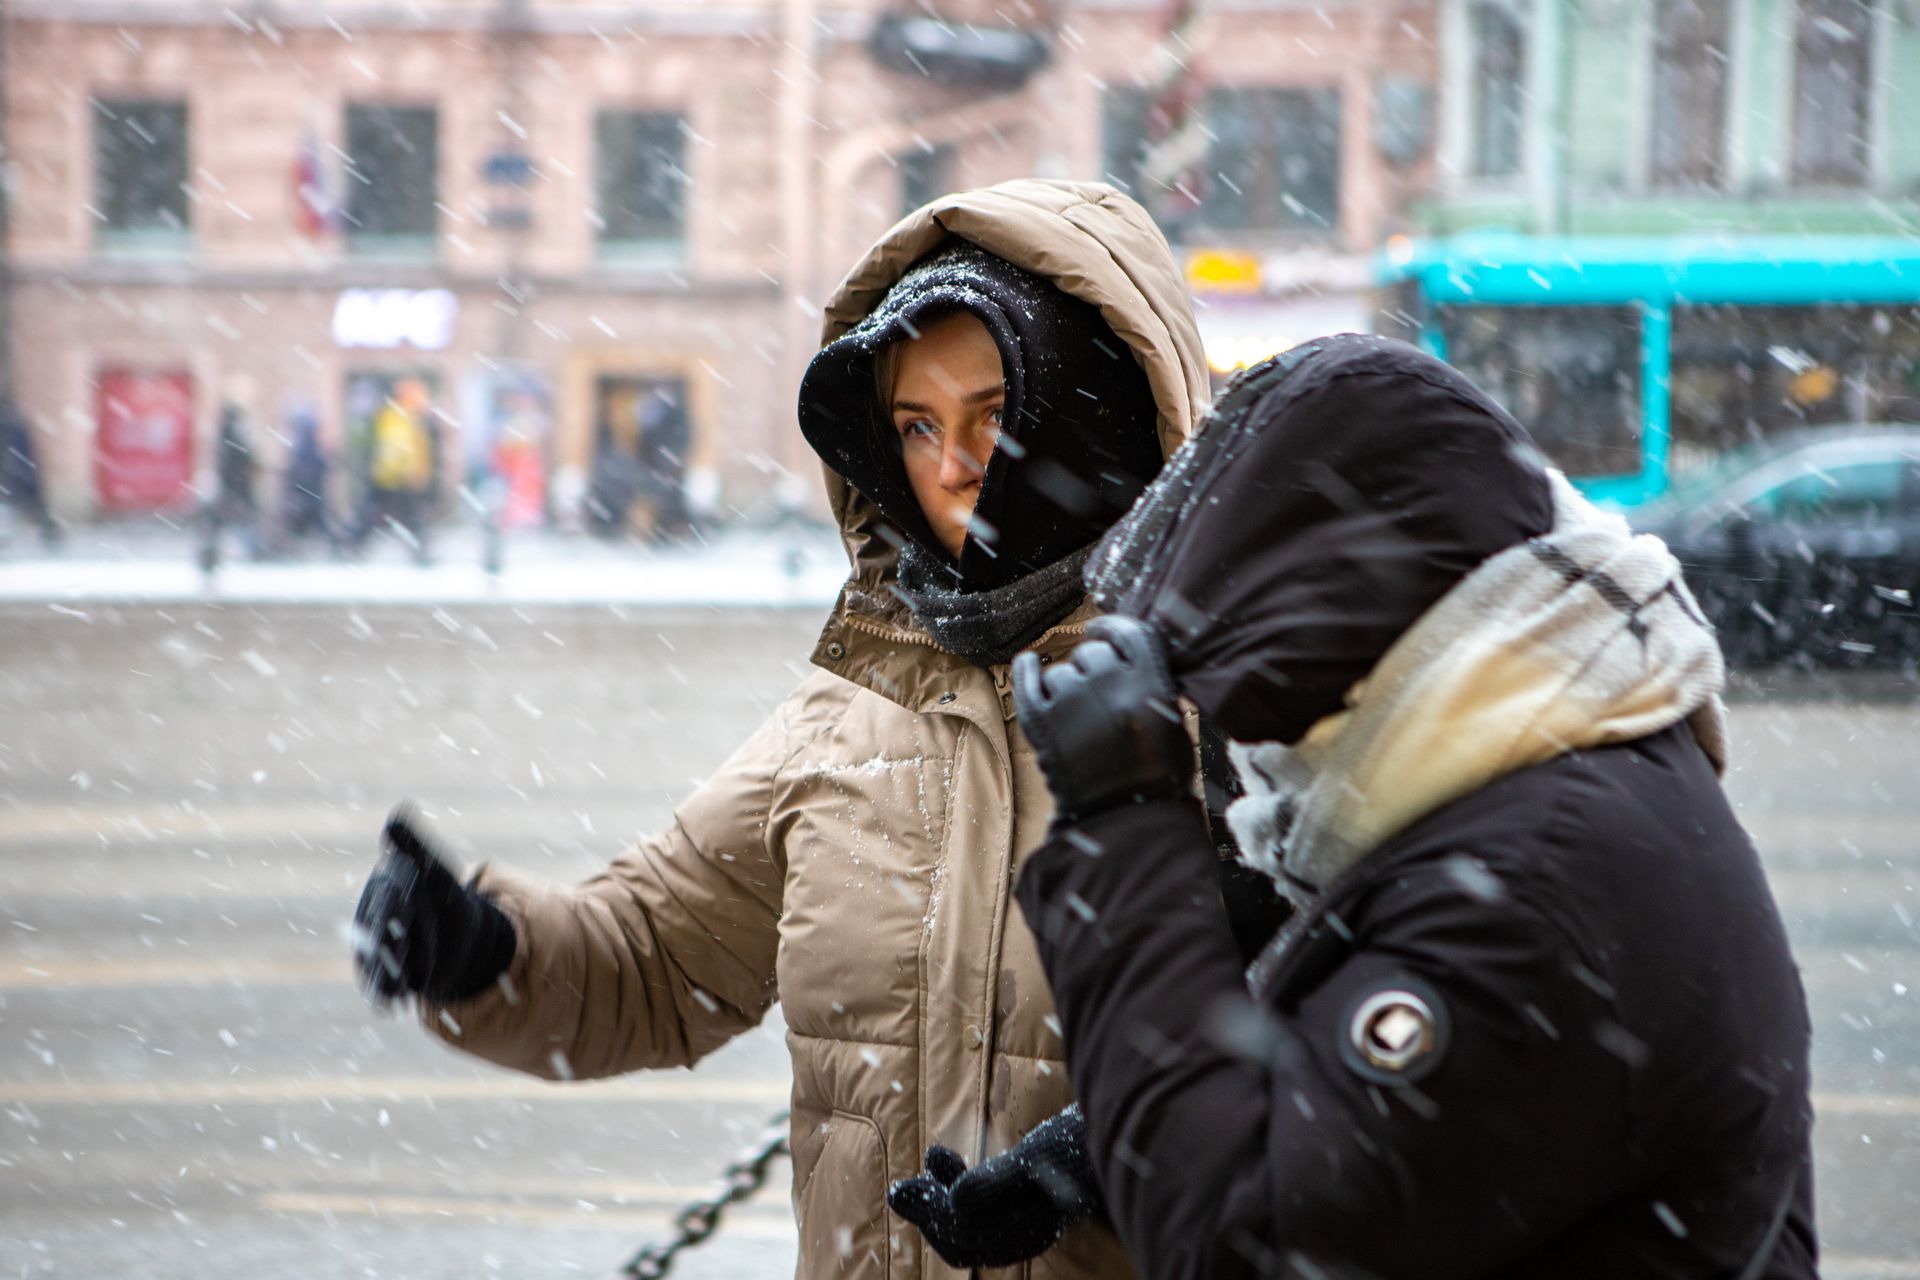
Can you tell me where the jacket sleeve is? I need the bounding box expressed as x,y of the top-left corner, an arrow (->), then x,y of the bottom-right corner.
1015,797 -> 1627,1280
422,670 -> 850,1079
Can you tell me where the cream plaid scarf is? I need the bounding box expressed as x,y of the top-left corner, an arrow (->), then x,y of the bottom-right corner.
1226,472 -> 1729,913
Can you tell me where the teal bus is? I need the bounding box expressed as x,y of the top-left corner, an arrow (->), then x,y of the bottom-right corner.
1379,233 -> 1920,508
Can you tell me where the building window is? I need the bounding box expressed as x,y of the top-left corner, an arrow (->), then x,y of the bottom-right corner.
1205,87 -> 1342,234
594,110 -> 687,256
1467,2 -> 1527,180
1100,85 -> 1340,238
900,144 -> 954,216
1100,86 -> 1159,197
91,98 -> 189,249
1649,0 -> 1731,190
343,105 -> 440,253
1790,0 -> 1875,188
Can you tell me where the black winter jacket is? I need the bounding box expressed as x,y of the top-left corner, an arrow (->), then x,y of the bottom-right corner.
1016,720 -> 1816,1280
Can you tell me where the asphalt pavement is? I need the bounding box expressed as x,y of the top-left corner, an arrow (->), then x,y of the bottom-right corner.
2,601 -> 1918,1278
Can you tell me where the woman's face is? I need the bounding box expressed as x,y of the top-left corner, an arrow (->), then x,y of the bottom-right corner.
887,312 -> 1005,560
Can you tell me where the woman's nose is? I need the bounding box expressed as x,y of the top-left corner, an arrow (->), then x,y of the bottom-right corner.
939,437 -> 988,491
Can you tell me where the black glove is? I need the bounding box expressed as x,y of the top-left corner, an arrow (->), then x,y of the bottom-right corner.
1013,614 -> 1195,823
887,1103 -> 1104,1270
352,806 -> 517,1006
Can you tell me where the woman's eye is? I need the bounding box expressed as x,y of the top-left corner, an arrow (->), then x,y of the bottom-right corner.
987,407 -> 1004,428
900,418 -> 938,439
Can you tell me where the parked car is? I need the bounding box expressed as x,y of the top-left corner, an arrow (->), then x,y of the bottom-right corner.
1631,426 -> 1920,668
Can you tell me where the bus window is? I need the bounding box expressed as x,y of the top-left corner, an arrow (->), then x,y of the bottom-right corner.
1671,304 -> 1920,476
1438,305 -> 1643,479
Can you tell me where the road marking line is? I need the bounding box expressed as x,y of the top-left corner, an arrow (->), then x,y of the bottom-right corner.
240,1211 -> 1920,1268
256,1191 -> 797,1236
0,804 -> 621,843
1,1161 -> 792,1206
8,935 -> 1919,993
0,958 -> 348,989
0,1075 -> 1906,1126
0,807 -> 372,842
1822,1259 -> 1920,1279
384,1174 -> 793,1201
1815,1092 -> 1920,1119
0,1075 -> 789,1106
1770,870 -> 1920,896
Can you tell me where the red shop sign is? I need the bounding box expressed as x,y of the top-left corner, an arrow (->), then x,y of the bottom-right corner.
95,369 -> 195,511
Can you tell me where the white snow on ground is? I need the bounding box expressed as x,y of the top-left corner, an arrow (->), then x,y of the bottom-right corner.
0,523 -> 850,607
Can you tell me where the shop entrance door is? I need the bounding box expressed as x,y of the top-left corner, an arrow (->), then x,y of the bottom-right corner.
588,374 -> 691,541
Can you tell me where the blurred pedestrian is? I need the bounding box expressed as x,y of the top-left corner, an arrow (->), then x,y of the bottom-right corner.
0,396 -> 59,551
348,180 -> 1242,1280
199,380 -> 262,569
1011,335 -> 1818,1279
491,388 -> 548,531
272,399 -> 337,556
584,407 -> 641,539
636,383 -> 693,542
352,377 -> 437,564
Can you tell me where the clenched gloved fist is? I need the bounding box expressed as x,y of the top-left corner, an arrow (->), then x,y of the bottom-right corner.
887,1103 -> 1104,1269
1013,614 -> 1195,823
352,806 -> 517,1007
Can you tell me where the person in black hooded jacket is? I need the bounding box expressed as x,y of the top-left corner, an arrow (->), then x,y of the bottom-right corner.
1009,334 -> 1818,1279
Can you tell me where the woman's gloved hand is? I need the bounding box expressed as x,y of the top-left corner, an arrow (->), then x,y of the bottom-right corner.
1013,614 -> 1195,822
352,806 -> 517,1006
887,1103 -> 1104,1269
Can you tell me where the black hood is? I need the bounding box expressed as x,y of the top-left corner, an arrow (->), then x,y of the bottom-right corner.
797,241 -> 1163,591
1086,334 -> 1555,744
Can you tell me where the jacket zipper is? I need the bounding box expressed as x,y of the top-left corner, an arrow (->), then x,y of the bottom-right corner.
841,605 -> 1091,1144
842,613 -> 940,648
840,612 -> 1092,652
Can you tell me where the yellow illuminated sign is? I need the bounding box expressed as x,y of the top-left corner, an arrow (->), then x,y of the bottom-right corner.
1185,249 -> 1263,295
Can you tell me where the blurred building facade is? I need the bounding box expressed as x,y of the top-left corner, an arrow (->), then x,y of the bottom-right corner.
1398,0 -> 1920,505
1,0 -> 1435,525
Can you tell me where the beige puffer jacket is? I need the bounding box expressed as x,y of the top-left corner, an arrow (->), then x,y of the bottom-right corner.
426,179 -> 1210,1279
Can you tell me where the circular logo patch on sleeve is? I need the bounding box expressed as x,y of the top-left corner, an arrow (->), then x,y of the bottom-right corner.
1338,976 -> 1450,1086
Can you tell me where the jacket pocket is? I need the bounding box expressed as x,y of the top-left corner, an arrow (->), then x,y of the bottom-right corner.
795,1110 -> 892,1279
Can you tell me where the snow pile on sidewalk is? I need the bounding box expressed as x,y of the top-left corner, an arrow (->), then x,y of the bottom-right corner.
0,523 -> 850,608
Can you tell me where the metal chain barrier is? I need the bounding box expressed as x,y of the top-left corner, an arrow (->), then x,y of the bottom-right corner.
620,1108 -> 792,1279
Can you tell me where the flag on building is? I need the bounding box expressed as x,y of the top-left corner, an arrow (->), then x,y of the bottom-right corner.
293,129 -> 337,237
1136,0 -> 1211,235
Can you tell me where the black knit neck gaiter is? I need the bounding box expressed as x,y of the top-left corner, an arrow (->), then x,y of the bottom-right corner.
896,543 -> 1093,667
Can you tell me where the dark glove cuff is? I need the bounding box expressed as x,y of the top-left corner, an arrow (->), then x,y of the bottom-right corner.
1021,1102 -> 1106,1222
422,890 -> 518,1005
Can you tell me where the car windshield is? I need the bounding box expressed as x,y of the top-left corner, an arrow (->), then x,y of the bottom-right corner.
1654,432 -> 1920,517
1652,440 -> 1791,514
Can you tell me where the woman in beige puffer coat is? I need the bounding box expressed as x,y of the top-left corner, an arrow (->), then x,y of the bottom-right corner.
362,179 -> 1211,1280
